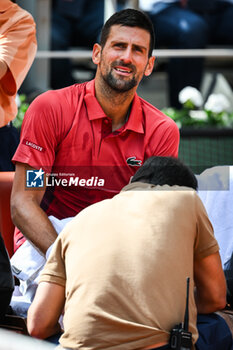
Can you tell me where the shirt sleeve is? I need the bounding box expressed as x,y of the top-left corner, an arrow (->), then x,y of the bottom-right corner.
12,90 -> 69,173
0,4 -> 37,95
194,193 -> 219,259
156,118 -> 180,158
149,117 -> 180,158
39,235 -> 66,287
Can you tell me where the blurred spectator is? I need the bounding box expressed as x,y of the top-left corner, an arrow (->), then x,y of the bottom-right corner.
50,0 -> 104,89
139,0 -> 233,108
0,0 -> 37,171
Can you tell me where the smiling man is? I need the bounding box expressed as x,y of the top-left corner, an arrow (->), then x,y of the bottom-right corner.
93,21 -> 155,132
11,10 -> 179,284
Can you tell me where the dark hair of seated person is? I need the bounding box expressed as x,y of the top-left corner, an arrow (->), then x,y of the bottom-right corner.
131,156 -> 198,190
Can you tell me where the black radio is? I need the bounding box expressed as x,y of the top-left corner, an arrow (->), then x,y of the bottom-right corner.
170,277 -> 192,350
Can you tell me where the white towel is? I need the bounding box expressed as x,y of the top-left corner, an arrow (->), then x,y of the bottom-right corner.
10,215 -> 73,301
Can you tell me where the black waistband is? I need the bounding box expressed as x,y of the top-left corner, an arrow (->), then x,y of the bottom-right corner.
0,122 -> 13,132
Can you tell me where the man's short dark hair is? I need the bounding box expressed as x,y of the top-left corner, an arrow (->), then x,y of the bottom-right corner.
100,9 -> 155,57
131,156 -> 198,190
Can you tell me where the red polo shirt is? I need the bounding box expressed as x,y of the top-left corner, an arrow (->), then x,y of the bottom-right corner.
13,79 -> 179,248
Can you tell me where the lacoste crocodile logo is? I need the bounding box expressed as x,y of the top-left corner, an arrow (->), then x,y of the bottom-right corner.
126,156 -> 142,166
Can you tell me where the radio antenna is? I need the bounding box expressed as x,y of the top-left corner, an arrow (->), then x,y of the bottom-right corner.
183,277 -> 190,331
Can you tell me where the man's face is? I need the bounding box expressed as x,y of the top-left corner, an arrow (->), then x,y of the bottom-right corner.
93,25 -> 155,92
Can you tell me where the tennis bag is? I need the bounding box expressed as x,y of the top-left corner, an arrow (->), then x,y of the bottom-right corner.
0,233 -> 14,321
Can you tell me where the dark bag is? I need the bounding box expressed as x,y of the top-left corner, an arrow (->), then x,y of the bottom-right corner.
0,233 -> 14,322
224,253 -> 233,309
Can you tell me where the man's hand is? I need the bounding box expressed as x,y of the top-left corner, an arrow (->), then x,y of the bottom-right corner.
194,252 -> 227,313
11,163 -> 58,255
27,281 -> 65,339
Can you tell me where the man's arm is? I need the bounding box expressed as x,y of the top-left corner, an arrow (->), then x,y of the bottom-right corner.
0,60 -> 8,80
11,163 -> 58,255
0,4 -> 37,93
27,281 -> 65,339
194,251 -> 227,314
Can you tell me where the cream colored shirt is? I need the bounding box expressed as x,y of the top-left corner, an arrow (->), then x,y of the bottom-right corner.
40,182 -> 219,350
0,0 -> 37,127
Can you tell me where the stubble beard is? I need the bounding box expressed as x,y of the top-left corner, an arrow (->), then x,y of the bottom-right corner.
100,59 -> 139,93
103,70 -> 138,92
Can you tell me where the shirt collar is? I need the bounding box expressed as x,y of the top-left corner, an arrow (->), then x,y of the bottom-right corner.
122,182 -> 156,192
121,182 -> 195,192
84,79 -> 144,134
84,80 -> 106,120
125,94 -> 144,134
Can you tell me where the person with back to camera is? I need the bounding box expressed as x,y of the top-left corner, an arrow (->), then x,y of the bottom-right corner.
11,9 -> 179,265
27,156 -> 231,350
139,0 -> 233,108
